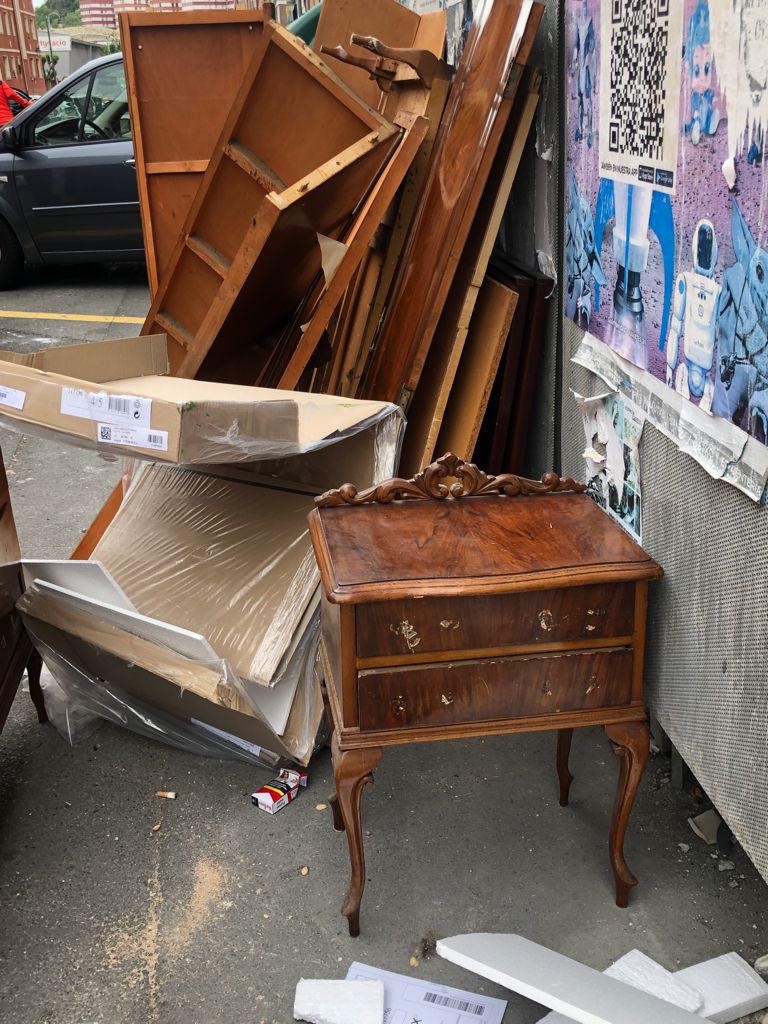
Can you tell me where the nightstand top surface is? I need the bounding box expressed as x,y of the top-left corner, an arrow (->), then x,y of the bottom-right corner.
309,492 -> 662,602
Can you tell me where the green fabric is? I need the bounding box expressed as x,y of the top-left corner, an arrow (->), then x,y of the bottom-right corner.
288,4 -> 322,45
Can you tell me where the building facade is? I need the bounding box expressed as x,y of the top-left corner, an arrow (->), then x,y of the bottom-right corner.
81,0 -> 237,30
0,0 -> 43,95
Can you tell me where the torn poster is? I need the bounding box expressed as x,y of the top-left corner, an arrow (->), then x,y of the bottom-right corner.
346,961 -> 507,1024
573,331 -> 768,500
566,0 -> 768,498
576,390 -> 644,542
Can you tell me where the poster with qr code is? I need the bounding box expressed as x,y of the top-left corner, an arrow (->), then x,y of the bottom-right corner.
598,0 -> 684,193
566,0 -> 768,498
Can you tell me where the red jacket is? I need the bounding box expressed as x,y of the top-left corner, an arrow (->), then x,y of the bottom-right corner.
0,80 -> 28,126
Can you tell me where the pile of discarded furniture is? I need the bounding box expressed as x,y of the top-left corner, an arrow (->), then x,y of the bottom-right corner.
0,0 -> 549,766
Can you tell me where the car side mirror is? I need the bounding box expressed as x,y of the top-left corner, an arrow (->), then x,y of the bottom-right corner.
0,125 -> 18,151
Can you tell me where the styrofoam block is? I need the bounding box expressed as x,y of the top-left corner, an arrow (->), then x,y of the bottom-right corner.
294,979 -> 384,1024
675,953 -> 768,1023
437,933 -> 704,1024
536,949 -> 704,1024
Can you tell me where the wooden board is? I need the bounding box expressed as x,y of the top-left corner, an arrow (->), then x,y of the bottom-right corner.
362,0 -> 543,406
480,267 -> 533,471
141,23 -> 395,382
275,113 -> 428,390
120,11 -> 271,295
504,262 -> 554,471
436,276 -> 519,460
398,68 -> 540,474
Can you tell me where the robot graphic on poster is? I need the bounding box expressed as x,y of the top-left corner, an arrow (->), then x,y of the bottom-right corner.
571,0 -> 596,148
566,169 -> 606,326
684,0 -> 721,145
712,199 -> 768,441
665,219 -> 721,411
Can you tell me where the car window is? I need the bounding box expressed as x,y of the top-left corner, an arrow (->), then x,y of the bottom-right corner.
85,63 -> 131,142
31,62 -> 130,148
33,74 -> 91,147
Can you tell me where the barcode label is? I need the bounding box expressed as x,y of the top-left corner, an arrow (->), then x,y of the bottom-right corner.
0,384 -> 26,410
97,424 -> 169,452
424,991 -> 486,1016
61,387 -> 151,428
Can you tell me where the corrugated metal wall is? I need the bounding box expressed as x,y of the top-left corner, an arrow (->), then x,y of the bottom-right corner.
501,0 -> 768,881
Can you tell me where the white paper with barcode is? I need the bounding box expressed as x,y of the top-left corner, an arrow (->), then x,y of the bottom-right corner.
60,388 -> 152,428
346,962 -> 506,1024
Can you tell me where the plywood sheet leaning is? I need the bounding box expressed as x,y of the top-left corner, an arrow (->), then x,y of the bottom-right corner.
120,10 -> 271,296
398,67 -> 541,474
141,23 -> 396,383
436,276 -> 519,461
273,113 -> 428,390
362,0 -> 543,406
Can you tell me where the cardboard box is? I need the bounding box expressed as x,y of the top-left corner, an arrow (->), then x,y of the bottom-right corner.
0,335 -> 397,466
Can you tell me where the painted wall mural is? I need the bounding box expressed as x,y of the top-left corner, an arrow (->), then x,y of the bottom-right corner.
567,0 -> 768,497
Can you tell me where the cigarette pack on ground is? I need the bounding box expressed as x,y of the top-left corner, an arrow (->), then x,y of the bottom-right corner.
252,768 -> 308,814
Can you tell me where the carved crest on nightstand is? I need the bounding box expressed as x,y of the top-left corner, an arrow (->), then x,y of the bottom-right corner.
315,452 -> 586,507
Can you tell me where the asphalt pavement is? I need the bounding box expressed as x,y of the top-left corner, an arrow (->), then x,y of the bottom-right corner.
0,264 -> 767,1024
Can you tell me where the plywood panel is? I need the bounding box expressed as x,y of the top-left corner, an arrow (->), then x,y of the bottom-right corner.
436,277 -> 518,461
120,11 -> 271,294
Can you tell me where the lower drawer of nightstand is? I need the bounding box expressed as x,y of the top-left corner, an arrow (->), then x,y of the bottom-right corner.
357,647 -> 634,730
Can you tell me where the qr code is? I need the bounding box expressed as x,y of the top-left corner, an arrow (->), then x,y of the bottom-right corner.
608,0 -> 671,161
99,425 -> 112,441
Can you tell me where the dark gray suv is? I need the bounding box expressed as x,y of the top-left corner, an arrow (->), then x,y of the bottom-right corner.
0,53 -> 143,288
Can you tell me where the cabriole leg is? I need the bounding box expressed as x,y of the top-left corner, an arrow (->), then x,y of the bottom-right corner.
331,732 -> 382,936
604,720 -> 650,908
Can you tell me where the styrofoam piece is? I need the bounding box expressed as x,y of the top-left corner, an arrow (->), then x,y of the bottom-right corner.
436,934 -> 704,1024
536,949 -> 704,1024
676,953 -> 768,1023
23,559 -> 137,611
294,979 -> 384,1024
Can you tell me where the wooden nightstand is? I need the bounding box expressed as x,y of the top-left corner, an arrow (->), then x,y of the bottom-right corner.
308,454 -> 663,936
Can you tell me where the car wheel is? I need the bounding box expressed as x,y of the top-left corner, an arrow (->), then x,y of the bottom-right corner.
0,218 -> 24,289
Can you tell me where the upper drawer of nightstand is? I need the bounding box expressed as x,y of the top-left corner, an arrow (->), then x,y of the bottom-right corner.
356,582 -> 635,660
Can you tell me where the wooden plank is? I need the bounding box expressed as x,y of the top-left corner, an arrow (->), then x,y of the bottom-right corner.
398,70 -> 540,474
145,160 -> 209,175
120,10 -> 271,295
276,115 -> 428,390
362,0 -> 543,405
503,262 -> 554,471
186,235 -> 230,278
482,267 -> 533,471
436,277 -> 519,461
141,23 -> 395,382
71,480 -> 125,560
334,250 -> 383,396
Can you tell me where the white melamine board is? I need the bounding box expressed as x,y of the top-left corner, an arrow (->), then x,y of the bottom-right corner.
23,560 -> 137,611
437,934 -> 705,1024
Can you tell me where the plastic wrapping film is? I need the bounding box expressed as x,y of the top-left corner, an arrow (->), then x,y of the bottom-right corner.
20,589 -> 325,767
90,464 -> 322,687
0,367 -> 404,467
